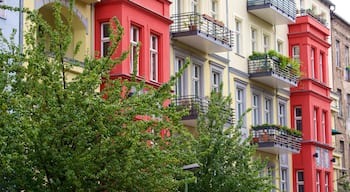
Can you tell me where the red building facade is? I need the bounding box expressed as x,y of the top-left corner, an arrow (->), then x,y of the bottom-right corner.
95,0 -> 172,86
289,15 -> 333,192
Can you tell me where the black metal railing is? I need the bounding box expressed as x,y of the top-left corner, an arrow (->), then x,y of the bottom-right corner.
247,0 -> 296,20
251,125 -> 302,152
297,9 -> 328,26
172,95 -> 234,125
248,56 -> 299,84
170,12 -> 234,46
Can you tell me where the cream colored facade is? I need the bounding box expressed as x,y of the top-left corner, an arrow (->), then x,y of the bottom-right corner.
23,0 -> 98,80
170,1 -> 300,191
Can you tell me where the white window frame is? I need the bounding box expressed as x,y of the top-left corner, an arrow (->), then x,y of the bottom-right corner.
277,40 -> 283,54
0,0 -> 5,19
235,19 -> 242,54
175,56 -> 186,97
338,89 -> 343,117
251,28 -> 257,53
191,0 -> 198,12
336,40 -> 340,67
278,101 -> 287,126
101,22 -> 110,57
321,111 -> 326,143
325,172 -> 329,192
314,108 -> 318,141
150,35 -> 158,82
192,63 -> 202,97
292,45 -> 300,64
319,52 -> 323,82
316,171 -> 320,192
311,48 -> 315,79
264,97 -> 273,124
130,25 -> 140,74
212,71 -> 220,92
263,34 -> 270,53
347,94 -> 350,120
281,168 -> 288,192
296,170 -> 304,192
295,107 -> 302,132
252,94 -> 260,126
210,0 -> 217,19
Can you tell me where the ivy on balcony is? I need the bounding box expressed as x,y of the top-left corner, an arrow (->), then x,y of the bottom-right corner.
251,124 -> 302,137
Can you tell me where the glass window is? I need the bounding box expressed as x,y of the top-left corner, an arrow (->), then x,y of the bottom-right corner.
175,57 -> 185,97
325,173 -> 329,192
297,171 -> 304,192
281,169 -> 288,192
212,71 -> 220,92
311,48 -> 315,79
314,108 -> 318,141
264,97 -> 272,124
252,94 -> 260,126
101,23 -> 110,57
277,41 -> 283,54
278,102 -> 286,126
263,34 -> 269,53
191,0 -> 198,12
336,40 -> 340,67
319,53 -> 323,82
345,46 -> 350,81
295,107 -> 302,132
338,89 -> 343,117
150,35 -> 158,82
292,45 -> 300,64
251,28 -> 257,53
322,111 -> 326,143
210,0 -> 217,19
316,171 -> 320,192
192,64 -> 202,97
130,26 -> 140,74
0,0 -> 5,18
347,94 -> 350,120
235,19 -> 241,54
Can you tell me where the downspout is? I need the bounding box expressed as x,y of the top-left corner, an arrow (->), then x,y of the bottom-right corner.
226,0 -> 230,95
90,3 -> 95,57
19,0 -> 23,53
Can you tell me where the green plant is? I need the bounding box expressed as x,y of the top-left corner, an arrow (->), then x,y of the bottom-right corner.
251,124 -> 302,137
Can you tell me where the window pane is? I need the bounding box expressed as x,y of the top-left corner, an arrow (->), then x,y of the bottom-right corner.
103,23 -> 110,38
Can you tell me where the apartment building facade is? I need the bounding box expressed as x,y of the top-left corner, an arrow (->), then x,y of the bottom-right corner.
330,12 -> 350,192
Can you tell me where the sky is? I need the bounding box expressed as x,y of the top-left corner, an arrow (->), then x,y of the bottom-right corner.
331,0 -> 350,22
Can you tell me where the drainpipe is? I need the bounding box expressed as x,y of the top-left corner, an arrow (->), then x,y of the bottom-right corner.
19,0 -> 23,53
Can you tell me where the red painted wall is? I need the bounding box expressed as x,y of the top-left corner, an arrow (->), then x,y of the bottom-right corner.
95,0 -> 172,86
289,15 -> 333,192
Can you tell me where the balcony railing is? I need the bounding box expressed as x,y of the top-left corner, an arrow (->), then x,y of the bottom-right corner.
170,12 -> 234,52
172,95 -> 234,126
248,56 -> 299,88
247,0 -> 296,24
297,9 -> 328,27
251,125 -> 302,154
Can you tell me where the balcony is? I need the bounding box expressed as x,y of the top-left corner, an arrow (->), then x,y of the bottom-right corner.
79,0 -> 100,3
297,9 -> 328,27
251,125 -> 302,154
170,12 -> 234,53
248,55 -> 299,88
247,0 -> 296,25
173,96 -> 234,127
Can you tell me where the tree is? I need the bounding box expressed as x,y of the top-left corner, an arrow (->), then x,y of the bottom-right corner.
188,87 -> 274,192
0,2 -> 195,191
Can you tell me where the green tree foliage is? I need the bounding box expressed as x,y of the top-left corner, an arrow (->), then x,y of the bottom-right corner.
188,87 -> 274,192
0,2 -> 195,191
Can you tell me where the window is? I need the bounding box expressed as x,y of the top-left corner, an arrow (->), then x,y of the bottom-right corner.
277,41 -> 283,54
340,140 -> 345,167
251,28 -> 257,53
292,46 -> 300,64
235,19 -> 241,54
192,64 -> 202,97
264,97 -> 273,124
295,107 -> 302,131
338,89 -> 343,117
210,0 -> 217,19
322,111 -> 326,143
172,0 -> 180,15
191,0 -> 198,12
211,71 -> 220,92
252,94 -> 260,126
278,102 -> 286,126
263,34 -> 270,53
347,94 -> 350,119
314,108 -> 318,141
336,40 -> 340,67
297,171 -> 304,192
236,88 -> 244,121
281,169 -> 288,192
311,48 -> 315,79
345,46 -> 350,81
325,173 -> 329,192
101,23 -> 110,57
175,57 -> 185,97
316,171 -> 320,192
130,26 -> 140,74
150,35 -> 158,82
0,0 -> 5,18
319,53 -> 323,82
